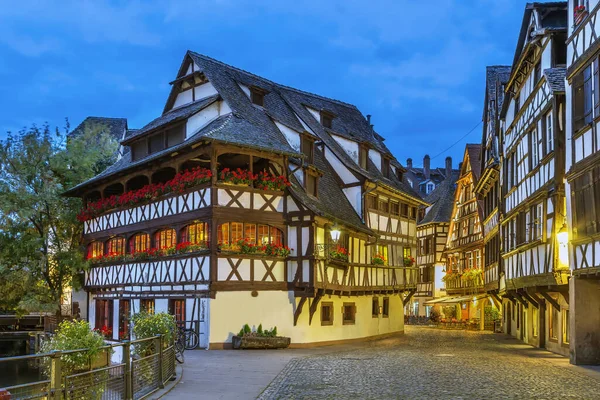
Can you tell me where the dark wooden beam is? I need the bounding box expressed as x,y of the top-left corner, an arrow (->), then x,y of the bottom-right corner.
518,289 -> 539,309
512,291 -> 528,309
403,289 -> 416,307
308,290 -> 324,326
539,291 -> 561,311
489,291 -> 502,306
294,297 -> 307,326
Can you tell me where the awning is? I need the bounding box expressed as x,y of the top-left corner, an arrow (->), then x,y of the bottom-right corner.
424,294 -> 488,305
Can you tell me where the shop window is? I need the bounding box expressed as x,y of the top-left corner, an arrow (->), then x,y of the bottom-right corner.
106,237 -> 125,256
372,297 -> 379,318
129,233 -> 150,254
343,303 -> 356,325
95,299 -> 113,332
119,300 -> 130,340
321,302 -> 333,326
382,298 -> 389,318
181,222 -> 209,245
141,299 -> 155,315
87,241 -> 104,259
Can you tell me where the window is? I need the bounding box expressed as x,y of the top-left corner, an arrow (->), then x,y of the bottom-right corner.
359,146 -> 368,169
301,136 -> 314,164
250,87 -> 265,106
514,95 -> 520,119
342,303 -> 356,325
155,228 -> 176,250
403,247 -> 411,259
378,198 -> 389,213
382,298 -> 389,318
366,194 -> 377,210
382,157 -> 390,178
390,201 -> 400,216
119,300 -> 130,340
375,244 -> 388,264
129,233 -> 150,254
427,183 -> 434,194
218,222 -> 284,247
573,64 -> 593,132
563,309 -> 570,344
534,62 -> 541,85
321,302 -> 333,326
466,251 -> 473,269
545,113 -> 553,153
305,172 -> 317,197
181,222 -> 209,245
474,250 -> 481,269
87,241 -> 104,259
95,299 -> 113,332
549,305 -> 559,340
530,203 -> 543,241
372,297 -> 379,317
530,128 -> 542,168
320,112 -> 333,129
131,140 -> 148,161
106,237 -> 125,256
149,132 -> 165,154
141,299 -> 155,315
572,167 -> 600,238
401,203 -> 409,217
166,126 -> 184,147
532,307 -> 538,337
169,299 -> 186,323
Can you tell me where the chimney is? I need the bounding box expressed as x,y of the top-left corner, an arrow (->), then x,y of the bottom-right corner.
445,156 -> 452,178
366,114 -> 371,124
406,158 -> 413,169
423,154 -> 431,180
459,162 -> 463,172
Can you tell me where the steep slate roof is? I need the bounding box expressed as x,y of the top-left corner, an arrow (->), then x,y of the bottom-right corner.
419,170 -> 460,225
289,150 -> 371,234
122,95 -> 220,143
544,68 -> 566,93
69,117 -> 127,142
466,144 -> 482,183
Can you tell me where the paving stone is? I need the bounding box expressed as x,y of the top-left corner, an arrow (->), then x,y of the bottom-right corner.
258,327 -> 600,400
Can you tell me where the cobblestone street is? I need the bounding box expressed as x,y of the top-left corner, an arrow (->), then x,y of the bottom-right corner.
258,326 -> 600,400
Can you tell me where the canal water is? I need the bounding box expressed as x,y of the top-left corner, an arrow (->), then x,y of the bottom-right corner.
0,337 -> 43,387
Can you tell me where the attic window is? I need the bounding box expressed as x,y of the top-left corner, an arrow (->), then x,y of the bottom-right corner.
305,170 -> 318,197
359,145 -> 368,169
301,135 -> 314,164
320,111 -> 334,129
382,158 -> 390,178
250,87 -> 266,107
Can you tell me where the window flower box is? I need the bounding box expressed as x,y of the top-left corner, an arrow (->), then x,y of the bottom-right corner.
575,5 -> 588,26
372,253 -> 386,265
329,245 -> 349,262
403,256 -> 415,267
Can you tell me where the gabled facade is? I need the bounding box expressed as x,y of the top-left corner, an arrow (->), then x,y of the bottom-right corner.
498,2 -> 569,356
413,160 -> 459,316
475,66 -> 511,297
565,0 -> 600,365
66,51 -> 425,348
441,145 -> 486,321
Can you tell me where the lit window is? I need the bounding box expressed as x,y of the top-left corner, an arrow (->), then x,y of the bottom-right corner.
155,228 -> 176,250
87,241 -> 104,259
563,309 -> 570,344
141,299 -> 155,315
181,222 -> 209,245
106,237 -> 125,256
129,233 -> 150,253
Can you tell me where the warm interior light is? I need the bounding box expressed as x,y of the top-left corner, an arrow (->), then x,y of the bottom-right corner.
557,222 -> 569,268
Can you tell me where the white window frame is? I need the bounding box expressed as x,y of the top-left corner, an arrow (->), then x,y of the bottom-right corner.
546,113 -> 553,153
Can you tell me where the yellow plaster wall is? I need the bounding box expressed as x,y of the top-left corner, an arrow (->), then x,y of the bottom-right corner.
209,291 -> 405,346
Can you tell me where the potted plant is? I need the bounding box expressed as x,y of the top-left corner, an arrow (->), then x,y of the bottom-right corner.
403,256 -> 415,267
575,4 -> 587,25
232,323 -> 290,349
329,245 -> 349,262
372,253 -> 386,265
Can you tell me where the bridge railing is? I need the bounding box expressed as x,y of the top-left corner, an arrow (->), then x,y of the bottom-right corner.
0,335 -> 175,400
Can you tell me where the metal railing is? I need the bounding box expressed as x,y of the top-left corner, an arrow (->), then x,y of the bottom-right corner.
0,335 -> 175,400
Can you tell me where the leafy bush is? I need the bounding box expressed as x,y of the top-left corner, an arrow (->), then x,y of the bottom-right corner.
237,323 -> 279,337
132,312 -> 176,345
40,320 -> 108,376
442,306 -> 458,320
484,306 -> 501,321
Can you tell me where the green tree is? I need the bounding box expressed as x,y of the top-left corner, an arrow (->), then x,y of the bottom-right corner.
0,122 -> 118,315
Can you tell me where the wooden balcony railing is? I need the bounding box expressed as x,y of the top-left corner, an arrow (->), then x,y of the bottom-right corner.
444,275 -> 484,294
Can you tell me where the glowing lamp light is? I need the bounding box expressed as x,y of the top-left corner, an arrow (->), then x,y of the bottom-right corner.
330,224 -> 341,243
557,223 -> 568,246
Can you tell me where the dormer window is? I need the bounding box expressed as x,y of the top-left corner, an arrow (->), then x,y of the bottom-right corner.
250,87 -> 267,107
359,145 -> 368,169
301,135 -> 314,164
382,157 -> 390,178
320,111 -> 334,129
305,170 -> 318,197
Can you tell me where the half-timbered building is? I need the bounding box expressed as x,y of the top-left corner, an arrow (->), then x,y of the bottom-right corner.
404,155 -> 454,196
475,66 -> 511,304
441,145 -> 486,322
565,0 -> 600,365
65,51 -> 425,348
413,159 -> 459,316
498,2 -> 569,356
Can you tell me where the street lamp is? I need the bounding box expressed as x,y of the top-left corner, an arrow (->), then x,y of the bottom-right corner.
330,224 -> 341,244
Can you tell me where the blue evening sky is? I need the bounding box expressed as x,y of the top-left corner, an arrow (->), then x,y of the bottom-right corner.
0,0 -> 526,169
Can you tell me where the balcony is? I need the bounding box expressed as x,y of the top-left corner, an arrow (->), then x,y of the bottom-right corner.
443,271 -> 484,295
